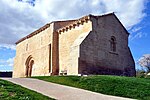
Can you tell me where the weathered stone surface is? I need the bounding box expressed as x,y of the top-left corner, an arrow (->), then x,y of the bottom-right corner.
13,13 -> 135,78
79,14 -> 135,76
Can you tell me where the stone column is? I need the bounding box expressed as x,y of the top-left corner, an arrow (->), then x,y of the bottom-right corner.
51,31 -> 59,75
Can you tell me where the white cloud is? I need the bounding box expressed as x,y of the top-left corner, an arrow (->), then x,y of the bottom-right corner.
103,0 -> 147,29
131,27 -> 142,33
131,32 -> 143,40
0,44 -> 16,50
0,57 -> 14,66
129,26 -> 144,41
0,0 -> 148,49
130,32 -> 147,40
0,57 -> 14,71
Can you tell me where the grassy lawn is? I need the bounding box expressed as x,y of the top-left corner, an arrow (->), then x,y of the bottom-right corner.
33,75 -> 150,100
0,79 -> 54,100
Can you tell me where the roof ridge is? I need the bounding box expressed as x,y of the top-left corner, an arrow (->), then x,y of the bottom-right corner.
56,12 -> 115,34
15,23 -> 51,44
56,15 -> 90,34
15,12 -> 115,44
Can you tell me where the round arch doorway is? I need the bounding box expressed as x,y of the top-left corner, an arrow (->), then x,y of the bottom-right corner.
25,56 -> 34,77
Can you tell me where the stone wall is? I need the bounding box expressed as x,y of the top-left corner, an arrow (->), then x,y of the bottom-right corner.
13,13 -> 135,77
13,24 -> 54,78
79,14 -> 135,76
58,20 -> 92,75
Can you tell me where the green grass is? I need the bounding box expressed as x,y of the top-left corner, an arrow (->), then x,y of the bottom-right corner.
0,79 -> 54,100
33,75 -> 150,100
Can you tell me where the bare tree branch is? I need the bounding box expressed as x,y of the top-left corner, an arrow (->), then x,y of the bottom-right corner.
138,54 -> 150,71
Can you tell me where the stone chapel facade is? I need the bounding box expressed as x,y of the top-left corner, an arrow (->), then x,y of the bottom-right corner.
13,13 -> 136,78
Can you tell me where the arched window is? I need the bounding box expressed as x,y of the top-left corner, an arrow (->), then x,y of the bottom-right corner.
110,36 -> 116,52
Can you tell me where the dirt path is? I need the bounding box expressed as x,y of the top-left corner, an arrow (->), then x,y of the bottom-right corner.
1,78 -> 134,100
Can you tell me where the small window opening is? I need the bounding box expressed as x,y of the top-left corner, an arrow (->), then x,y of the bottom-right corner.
110,36 -> 116,52
26,44 -> 28,51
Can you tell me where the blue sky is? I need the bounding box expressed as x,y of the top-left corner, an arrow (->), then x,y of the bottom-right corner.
128,1 -> 150,70
0,0 -> 149,71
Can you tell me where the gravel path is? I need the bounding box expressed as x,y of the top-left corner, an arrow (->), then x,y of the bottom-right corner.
1,78 -> 134,100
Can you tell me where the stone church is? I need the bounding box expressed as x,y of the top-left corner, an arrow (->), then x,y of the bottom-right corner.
13,13 -> 136,78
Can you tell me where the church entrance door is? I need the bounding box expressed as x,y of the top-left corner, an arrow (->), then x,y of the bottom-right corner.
25,56 -> 34,77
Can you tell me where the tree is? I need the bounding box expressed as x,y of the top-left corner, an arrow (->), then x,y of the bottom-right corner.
138,54 -> 150,72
